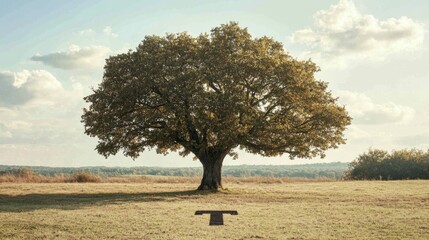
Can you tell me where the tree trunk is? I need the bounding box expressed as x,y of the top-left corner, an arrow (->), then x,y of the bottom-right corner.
197,149 -> 228,191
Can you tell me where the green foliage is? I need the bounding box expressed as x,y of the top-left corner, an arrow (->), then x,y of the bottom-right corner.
346,149 -> 429,180
82,22 -> 350,162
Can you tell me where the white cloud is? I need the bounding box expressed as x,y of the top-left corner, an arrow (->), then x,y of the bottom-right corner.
0,72 -> 31,105
78,27 -> 118,38
103,26 -> 118,38
0,70 -> 83,108
0,69 -> 85,148
346,125 -> 370,140
395,133 -> 429,147
337,90 -> 415,125
79,28 -> 96,36
0,123 -> 12,138
31,45 -> 111,70
5,120 -> 33,131
289,0 -> 425,65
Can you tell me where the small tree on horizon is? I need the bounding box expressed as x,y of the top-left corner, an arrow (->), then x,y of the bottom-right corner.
81,22 -> 351,190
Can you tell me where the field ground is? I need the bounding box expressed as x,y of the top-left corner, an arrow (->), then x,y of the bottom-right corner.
0,180 -> 428,239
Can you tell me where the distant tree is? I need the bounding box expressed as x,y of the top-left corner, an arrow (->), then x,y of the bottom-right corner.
82,22 -> 351,190
346,148 -> 429,180
346,149 -> 388,180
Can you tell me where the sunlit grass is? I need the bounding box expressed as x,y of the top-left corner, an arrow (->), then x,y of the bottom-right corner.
0,180 -> 428,239
0,171 -> 336,184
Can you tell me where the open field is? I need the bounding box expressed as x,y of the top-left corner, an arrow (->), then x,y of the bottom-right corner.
0,180 -> 428,239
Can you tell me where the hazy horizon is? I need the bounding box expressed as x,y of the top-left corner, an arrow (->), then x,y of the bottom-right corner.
0,161 -> 350,168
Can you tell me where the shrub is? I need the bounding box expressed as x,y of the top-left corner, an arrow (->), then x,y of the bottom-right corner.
346,148 -> 429,180
16,167 -> 35,178
67,172 -> 101,183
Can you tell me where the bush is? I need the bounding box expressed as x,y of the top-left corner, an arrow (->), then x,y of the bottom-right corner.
346,148 -> 429,180
16,167 -> 35,178
68,172 -> 101,183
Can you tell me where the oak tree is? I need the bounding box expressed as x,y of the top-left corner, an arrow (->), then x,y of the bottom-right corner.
82,22 -> 351,190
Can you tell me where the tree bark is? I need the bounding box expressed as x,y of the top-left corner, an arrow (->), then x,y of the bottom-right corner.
197,149 -> 228,191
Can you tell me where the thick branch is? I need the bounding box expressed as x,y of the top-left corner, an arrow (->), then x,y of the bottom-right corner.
183,98 -> 201,145
208,80 -> 222,94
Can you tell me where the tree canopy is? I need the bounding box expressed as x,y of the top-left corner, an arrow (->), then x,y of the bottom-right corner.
82,22 -> 351,190
346,148 -> 429,180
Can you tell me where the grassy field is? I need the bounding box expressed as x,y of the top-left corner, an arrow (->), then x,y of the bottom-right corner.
0,180 -> 428,239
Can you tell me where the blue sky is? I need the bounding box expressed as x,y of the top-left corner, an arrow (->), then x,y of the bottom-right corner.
0,0 -> 428,167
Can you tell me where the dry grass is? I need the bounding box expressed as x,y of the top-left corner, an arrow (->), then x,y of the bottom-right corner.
0,172 -> 102,183
224,176 -> 335,184
104,176 -> 336,184
0,173 -> 68,183
0,180 -> 428,239
0,169 -> 336,184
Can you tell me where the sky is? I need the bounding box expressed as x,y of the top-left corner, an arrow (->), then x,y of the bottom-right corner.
0,0 -> 428,167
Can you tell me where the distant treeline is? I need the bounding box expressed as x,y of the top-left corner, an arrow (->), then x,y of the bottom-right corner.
345,149 -> 429,180
0,162 -> 348,179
